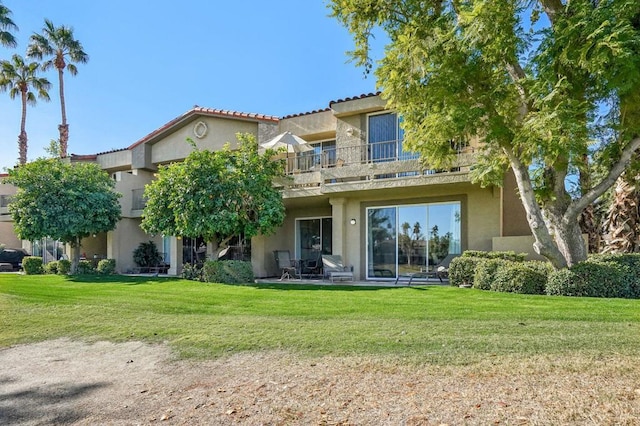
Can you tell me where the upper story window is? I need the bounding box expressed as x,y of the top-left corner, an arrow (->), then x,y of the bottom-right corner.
368,113 -> 417,163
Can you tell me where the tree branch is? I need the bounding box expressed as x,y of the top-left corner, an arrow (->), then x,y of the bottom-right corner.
539,0 -> 564,25
568,136 -> 640,218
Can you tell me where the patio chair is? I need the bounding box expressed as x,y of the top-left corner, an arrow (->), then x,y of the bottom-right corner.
274,250 -> 297,280
301,250 -> 322,277
434,253 -> 460,282
321,254 -> 354,283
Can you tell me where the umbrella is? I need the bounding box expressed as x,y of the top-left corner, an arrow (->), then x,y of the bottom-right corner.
260,131 -> 313,153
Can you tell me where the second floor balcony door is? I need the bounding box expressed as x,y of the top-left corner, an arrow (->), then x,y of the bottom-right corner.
368,112 -> 400,163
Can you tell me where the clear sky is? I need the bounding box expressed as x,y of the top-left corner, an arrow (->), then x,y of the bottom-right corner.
0,0 -> 384,171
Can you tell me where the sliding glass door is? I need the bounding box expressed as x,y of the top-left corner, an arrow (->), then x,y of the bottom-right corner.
296,217 -> 332,263
367,202 -> 461,279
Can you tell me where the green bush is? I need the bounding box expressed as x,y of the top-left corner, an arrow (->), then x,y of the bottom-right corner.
133,241 -> 162,268
76,260 -> 96,275
462,250 -> 527,261
587,253 -> 640,298
57,259 -> 71,275
491,262 -> 548,294
473,258 -> 510,290
202,260 -> 255,284
182,263 -> 203,281
45,261 -> 59,275
22,256 -> 44,275
97,259 -> 116,275
449,256 -> 482,287
546,260 -> 632,298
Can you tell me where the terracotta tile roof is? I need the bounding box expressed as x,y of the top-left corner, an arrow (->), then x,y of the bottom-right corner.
281,107 -> 331,119
128,106 -> 279,150
69,154 -> 98,162
329,91 -> 382,106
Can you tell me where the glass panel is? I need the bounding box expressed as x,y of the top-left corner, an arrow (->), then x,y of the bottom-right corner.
368,113 -> 397,163
163,236 -> 171,264
367,207 -> 397,278
298,219 -> 321,262
321,218 -> 332,255
427,203 -> 462,268
398,206 -> 427,275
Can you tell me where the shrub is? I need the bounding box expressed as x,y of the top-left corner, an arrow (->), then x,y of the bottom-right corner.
76,260 -> 96,275
202,260 -> 255,284
546,261 -> 632,298
462,250 -> 527,261
45,261 -> 59,275
133,241 -> 162,268
182,263 -> 203,281
97,259 -> 116,275
22,256 -> 44,275
491,262 -> 548,294
57,259 -> 71,275
587,253 -> 640,298
473,258 -> 510,290
449,256 -> 482,287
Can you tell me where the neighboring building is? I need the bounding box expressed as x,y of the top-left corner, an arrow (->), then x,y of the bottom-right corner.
0,93 -> 539,279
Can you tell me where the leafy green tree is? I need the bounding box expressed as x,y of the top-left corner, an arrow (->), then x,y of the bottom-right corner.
0,1 -> 17,48
331,0 -> 640,269
27,19 -> 88,158
4,158 -> 122,272
141,133 -> 286,255
0,54 -> 51,165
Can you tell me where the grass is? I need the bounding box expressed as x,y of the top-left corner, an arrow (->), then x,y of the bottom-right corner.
1,274 -> 639,364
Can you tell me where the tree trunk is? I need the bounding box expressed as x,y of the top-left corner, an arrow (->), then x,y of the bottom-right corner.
57,67 -> 68,158
70,236 -> 81,274
19,88 -> 27,165
503,147 -> 569,269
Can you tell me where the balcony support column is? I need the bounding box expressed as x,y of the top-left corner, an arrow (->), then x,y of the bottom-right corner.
168,236 -> 183,276
329,197 -> 347,259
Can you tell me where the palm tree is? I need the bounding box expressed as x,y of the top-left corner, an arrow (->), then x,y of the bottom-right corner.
27,19 -> 88,158
0,54 -> 51,164
0,1 -> 18,48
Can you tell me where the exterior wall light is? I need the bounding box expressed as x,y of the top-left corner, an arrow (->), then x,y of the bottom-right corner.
350,218 -> 357,225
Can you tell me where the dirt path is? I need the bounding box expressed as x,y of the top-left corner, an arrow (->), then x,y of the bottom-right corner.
1,339 -> 639,425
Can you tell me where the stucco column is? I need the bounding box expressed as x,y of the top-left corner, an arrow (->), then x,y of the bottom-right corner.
168,236 -> 183,276
329,197 -> 347,259
250,234 -> 268,278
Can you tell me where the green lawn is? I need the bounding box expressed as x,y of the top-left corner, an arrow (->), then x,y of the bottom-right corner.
1,274 -> 639,364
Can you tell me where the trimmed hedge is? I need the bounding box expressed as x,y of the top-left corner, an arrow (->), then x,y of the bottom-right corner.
473,258 -> 511,290
491,262 -> 548,294
97,259 -> 117,275
547,260 -> 632,298
202,260 -> 255,284
57,259 -> 71,275
449,256 -> 481,287
462,250 -> 527,261
76,260 -> 96,275
45,261 -> 59,274
587,253 -> 640,298
22,256 -> 44,275
182,263 -> 203,281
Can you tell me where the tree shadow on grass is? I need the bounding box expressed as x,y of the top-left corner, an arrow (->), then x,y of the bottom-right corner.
64,274 -> 181,285
0,378 -> 108,425
247,282 -> 435,291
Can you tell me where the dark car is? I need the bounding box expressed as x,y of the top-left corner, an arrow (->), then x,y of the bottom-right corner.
0,248 -> 29,271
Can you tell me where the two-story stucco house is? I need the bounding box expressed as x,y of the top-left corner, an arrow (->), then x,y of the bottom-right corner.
0,93 -> 538,280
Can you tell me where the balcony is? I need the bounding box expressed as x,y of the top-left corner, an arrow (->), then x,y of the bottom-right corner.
280,141 -> 476,195
132,188 -> 147,211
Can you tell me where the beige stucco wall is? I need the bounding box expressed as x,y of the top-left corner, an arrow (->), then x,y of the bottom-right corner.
0,222 -> 20,248
107,218 -> 159,273
112,169 -> 155,217
151,117 -> 258,164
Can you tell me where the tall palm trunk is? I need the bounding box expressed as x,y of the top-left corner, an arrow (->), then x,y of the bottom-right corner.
18,86 -> 27,165
56,66 -> 68,158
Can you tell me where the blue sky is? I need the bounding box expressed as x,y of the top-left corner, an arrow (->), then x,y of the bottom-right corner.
0,0 -> 384,171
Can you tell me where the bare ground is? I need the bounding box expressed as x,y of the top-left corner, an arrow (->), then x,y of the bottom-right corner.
1,339 -> 639,425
